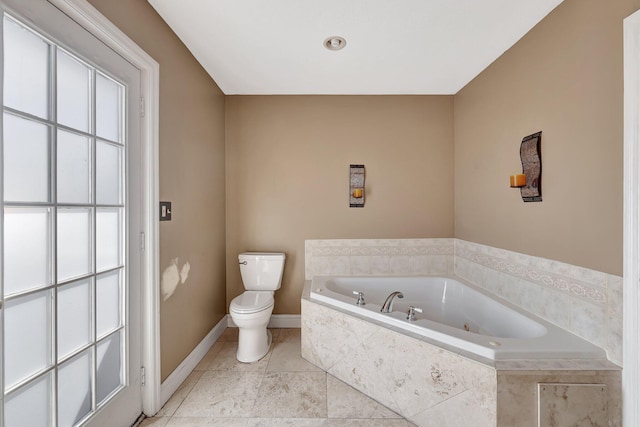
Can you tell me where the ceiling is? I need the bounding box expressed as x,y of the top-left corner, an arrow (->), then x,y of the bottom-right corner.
147,0 -> 564,95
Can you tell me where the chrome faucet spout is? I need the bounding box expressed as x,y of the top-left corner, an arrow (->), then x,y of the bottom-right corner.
380,291 -> 404,313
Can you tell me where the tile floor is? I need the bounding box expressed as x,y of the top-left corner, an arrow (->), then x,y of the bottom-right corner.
139,328 -> 416,427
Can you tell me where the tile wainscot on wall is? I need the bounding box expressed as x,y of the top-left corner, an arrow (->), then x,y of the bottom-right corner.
305,239 -> 455,280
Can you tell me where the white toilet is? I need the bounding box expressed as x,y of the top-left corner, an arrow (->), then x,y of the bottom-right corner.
229,252 -> 286,363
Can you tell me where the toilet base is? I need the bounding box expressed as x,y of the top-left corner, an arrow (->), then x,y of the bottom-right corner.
237,328 -> 272,363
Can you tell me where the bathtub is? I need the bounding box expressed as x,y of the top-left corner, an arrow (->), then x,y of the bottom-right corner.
309,275 -> 606,360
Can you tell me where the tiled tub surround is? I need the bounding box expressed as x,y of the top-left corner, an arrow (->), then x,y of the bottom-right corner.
454,239 -> 623,366
303,238 -> 622,426
304,239 -> 455,280
301,291 -> 622,426
305,238 -> 622,366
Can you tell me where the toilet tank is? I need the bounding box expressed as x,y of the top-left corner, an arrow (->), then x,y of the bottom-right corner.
238,252 -> 286,291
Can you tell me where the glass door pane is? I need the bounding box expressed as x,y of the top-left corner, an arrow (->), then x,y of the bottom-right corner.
57,129 -> 91,204
57,208 -> 92,282
4,372 -> 53,427
96,271 -> 121,339
95,73 -> 122,143
57,279 -> 92,360
3,113 -> 50,203
3,207 -> 51,296
56,50 -> 91,133
58,350 -> 92,427
96,140 -> 122,205
2,15 -> 49,119
96,332 -> 122,405
4,291 -> 52,390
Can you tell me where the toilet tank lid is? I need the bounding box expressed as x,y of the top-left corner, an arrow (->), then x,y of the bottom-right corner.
239,252 -> 286,261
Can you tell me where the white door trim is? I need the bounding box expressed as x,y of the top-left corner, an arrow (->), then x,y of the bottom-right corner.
624,9 -> 640,427
47,0 -> 161,416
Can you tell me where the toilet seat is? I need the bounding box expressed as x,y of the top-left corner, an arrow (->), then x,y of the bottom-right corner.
230,291 -> 274,315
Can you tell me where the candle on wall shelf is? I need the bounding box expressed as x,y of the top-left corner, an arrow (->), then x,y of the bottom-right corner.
510,174 -> 526,188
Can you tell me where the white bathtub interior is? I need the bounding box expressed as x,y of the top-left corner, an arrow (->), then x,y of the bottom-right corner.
310,275 -> 607,361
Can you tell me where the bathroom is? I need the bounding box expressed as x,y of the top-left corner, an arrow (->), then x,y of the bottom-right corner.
2,0 -> 637,425
102,0 -> 630,423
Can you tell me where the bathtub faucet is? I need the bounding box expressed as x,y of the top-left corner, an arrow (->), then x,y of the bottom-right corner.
380,291 -> 404,313
406,306 -> 423,321
352,290 -> 366,306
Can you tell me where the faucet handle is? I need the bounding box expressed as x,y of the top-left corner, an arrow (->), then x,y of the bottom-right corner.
406,306 -> 423,321
352,291 -> 366,306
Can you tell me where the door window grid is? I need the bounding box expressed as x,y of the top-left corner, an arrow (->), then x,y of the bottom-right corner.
1,14 -> 127,427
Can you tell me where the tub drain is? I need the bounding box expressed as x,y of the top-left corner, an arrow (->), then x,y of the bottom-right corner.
463,322 -> 470,331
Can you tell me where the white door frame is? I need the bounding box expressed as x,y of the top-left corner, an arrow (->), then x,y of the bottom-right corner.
624,9 -> 640,427
46,0 -> 161,416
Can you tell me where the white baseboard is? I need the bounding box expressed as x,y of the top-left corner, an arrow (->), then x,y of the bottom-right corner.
159,316 -> 227,406
226,314 -> 301,329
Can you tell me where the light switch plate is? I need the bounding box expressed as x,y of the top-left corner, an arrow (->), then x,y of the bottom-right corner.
160,201 -> 172,221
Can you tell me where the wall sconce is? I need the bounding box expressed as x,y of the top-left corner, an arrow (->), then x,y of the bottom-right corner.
349,164 -> 365,208
510,131 -> 542,202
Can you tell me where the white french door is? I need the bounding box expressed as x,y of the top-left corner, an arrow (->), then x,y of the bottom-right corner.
0,0 -> 142,426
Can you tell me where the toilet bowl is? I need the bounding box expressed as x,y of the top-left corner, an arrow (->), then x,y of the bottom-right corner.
229,291 -> 275,362
229,252 -> 285,363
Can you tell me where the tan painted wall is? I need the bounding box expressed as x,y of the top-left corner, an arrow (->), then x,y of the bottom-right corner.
454,0 -> 640,276
88,0 -> 637,379
88,0 -> 227,380
225,96 -> 454,314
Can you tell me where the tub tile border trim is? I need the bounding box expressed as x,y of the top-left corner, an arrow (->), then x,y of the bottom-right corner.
310,245 -> 454,257
305,238 -> 454,280
455,242 -> 607,306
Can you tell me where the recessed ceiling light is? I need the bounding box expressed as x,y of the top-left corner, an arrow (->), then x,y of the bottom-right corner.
324,36 -> 346,51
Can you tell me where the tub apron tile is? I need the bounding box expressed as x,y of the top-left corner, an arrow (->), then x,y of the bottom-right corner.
409,389 -> 494,427
301,299 -> 379,371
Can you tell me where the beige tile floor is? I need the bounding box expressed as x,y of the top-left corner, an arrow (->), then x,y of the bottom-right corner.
140,328 -> 416,427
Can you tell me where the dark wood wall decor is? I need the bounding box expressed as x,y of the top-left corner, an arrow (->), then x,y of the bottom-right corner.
520,132 -> 542,202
